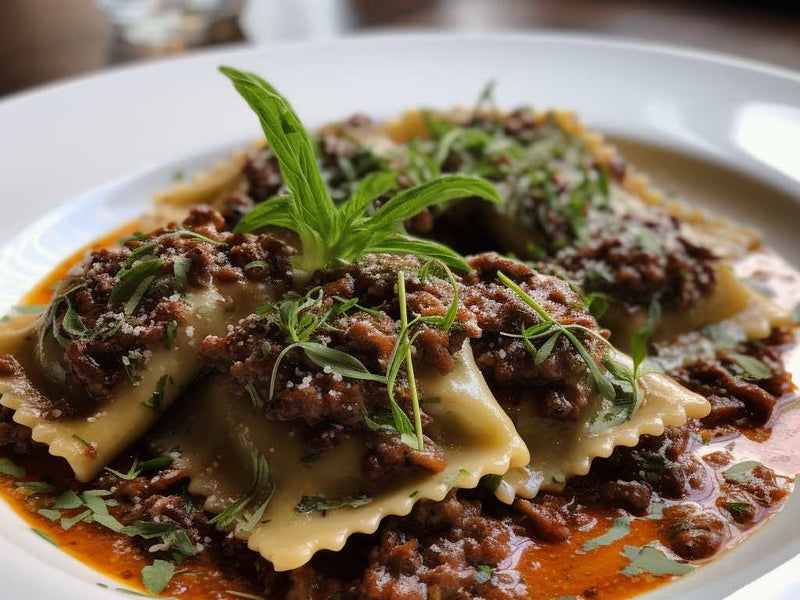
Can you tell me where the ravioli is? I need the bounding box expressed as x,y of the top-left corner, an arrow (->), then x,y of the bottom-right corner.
0,283 -> 271,481
494,368 -> 710,504
151,341 -> 529,571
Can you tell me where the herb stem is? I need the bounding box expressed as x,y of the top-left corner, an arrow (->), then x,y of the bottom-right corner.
398,271 -> 424,451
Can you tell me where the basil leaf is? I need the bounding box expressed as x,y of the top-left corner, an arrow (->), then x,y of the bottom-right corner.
52,490 -> 83,509
141,559 -> 175,595
297,341 -> 386,383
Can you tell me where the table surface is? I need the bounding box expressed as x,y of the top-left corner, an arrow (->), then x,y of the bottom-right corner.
1,0 -> 798,99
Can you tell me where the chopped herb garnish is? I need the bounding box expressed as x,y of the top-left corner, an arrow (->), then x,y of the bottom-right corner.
481,474 -> 503,493
53,490 -> 83,509
724,501 -> 752,519
729,352 -> 771,380
121,521 -> 196,557
723,460 -> 763,485
583,516 -> 631,551
15,481 -> 57,494
296,341 -> 387,384
210,451 -> 274,531
72,433 -> 93,448
143,375 -> 170,411
620,544 -> 694,577
31,528 -> 58,546
37,508 -> 61,521
474,564 -> 494,584
61,509 -> 92,531
172,256 -> 191,292
244,260 -> 267,271
0,457 -> 25,478
245,381 -> 264,409
165,320 -> 178,349
444,468 -> 471,491
109,258 -> 165,315
295,493 -> 372,515
141,559 -> 176,595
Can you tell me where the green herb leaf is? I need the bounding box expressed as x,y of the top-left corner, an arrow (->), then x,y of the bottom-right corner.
583,516 -> 631,551
297,341 -> 386,383
61,509 -> 92,531
141,559 -> 176,595
534,331 -> 561,366
52,490 -> 83,509
481,474 -> 503,493
630,298 -> 661,378
143,375 -> 170,411
165,320 -> 178,350
724,501 -> 752,519
294,493 -> 372,514
31,528 -> 59,546
444,467 -> 471,492
340,171 -> 398,223
0,457 -> 25,478
367,175 -> 501,231
723,460 -> 763,484
172,257 -> 191,292
368,234 -> 470,272
729,353 -> 771,380
474,564 -> 493,584
620,544 -> 694,577
121,521 -> 196,557
234,195 -> 298,234
15,481 -> 57,494
109,258 -> 164,315
38,508 -> 62,521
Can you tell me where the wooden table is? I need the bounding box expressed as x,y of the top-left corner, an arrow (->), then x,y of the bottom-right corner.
1,0 -> 798,98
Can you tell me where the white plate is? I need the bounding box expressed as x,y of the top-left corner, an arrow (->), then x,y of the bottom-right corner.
0,32 -> 798,599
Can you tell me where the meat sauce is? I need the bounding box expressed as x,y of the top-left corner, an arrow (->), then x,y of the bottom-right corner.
0,222 -> 798,600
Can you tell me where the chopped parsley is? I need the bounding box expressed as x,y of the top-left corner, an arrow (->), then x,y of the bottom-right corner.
294,494 -> 372,515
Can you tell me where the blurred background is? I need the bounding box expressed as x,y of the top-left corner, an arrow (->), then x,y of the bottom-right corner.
0,0 -> 798,98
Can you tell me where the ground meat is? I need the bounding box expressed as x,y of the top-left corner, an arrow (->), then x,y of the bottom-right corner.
597,427 -> 707,499
671,328 -> 795,428
334,493 -> 528,600
661,503 -> 729,560
463,253 -> 607,419
550,216 -> 717,311
600,480 -> 653,516
513,497 -> 571,543
200,254 -> 476,478
364,430 -> 447,479
34,207 -> 293,414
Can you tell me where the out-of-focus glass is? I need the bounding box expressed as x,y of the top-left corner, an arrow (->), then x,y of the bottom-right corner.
95,0 -> 246,51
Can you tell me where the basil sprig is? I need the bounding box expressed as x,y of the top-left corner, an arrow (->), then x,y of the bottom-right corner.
220,66 -> 501,273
